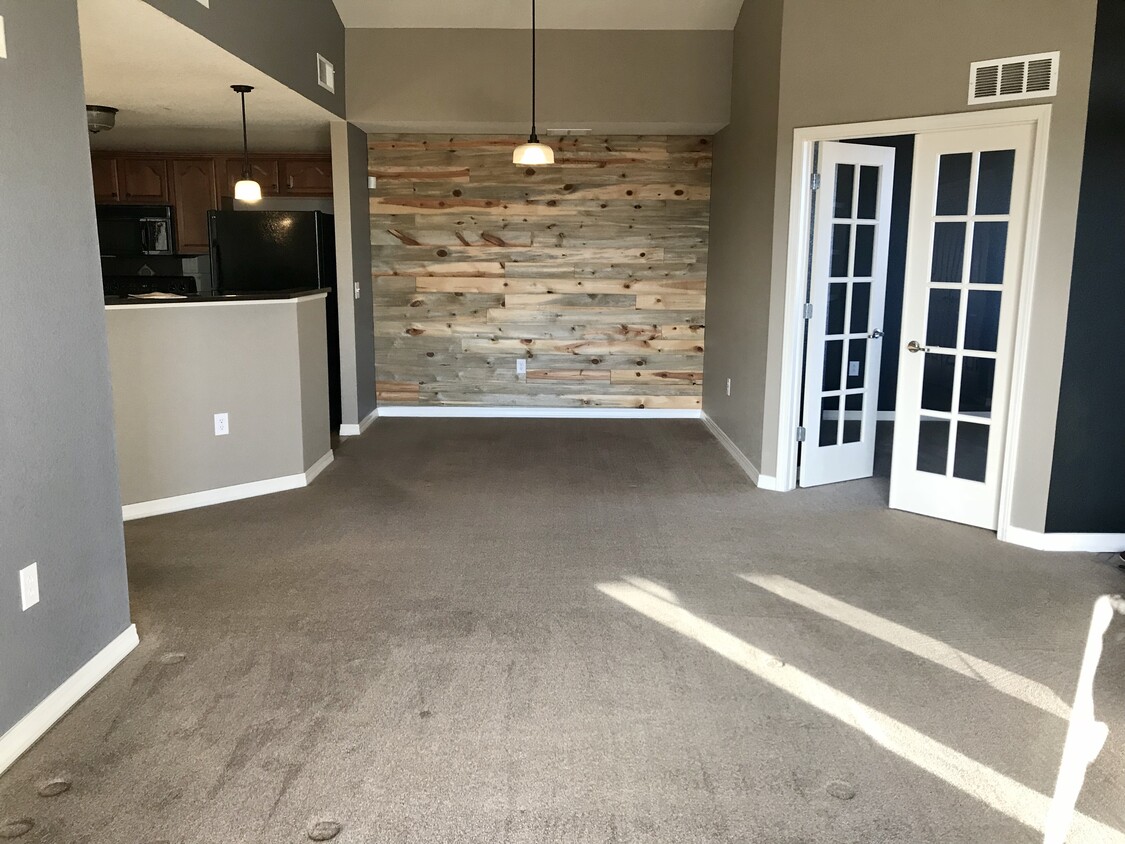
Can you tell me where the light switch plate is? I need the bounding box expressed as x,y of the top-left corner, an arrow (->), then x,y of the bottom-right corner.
367,176 -> 377,190
20,563 -> 39,611
0,17 -> 8,60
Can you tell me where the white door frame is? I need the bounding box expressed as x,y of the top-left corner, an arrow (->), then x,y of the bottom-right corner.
774,105 -> 1052,540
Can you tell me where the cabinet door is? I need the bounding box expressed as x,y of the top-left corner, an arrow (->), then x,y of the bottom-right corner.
281,158 -> 333,196
91,157 -> 120,202
172,158 -> 218,254
121,158 -> 169,203
225,158 -> 280,197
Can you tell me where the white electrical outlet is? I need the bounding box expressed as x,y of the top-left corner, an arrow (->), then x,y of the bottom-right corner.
516,359 -> 527,375
726,378 -> 732,397
849,361 -> 860,377
214,412 -> 229,436
20,563 -> 39,611
0,16 -> 8,60
367,176 -> 378,190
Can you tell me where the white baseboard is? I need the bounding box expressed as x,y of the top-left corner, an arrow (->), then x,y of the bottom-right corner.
702,411 -> 773,488
0,625 -> 138,776
122,449 -> 334,521
338,407 -> 379,436
377,406 -> 702,419
1002,526 -> 1125,553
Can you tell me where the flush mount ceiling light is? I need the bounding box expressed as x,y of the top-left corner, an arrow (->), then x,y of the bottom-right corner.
513,0 -> 553,165
86,105 -> 118,134
231,84 -> 262,203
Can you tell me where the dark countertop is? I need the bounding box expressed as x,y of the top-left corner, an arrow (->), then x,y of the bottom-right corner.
104,288 -> 330,306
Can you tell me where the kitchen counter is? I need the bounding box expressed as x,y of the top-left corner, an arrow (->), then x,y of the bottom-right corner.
104,291 -> 333,518
104,288 -> 329,307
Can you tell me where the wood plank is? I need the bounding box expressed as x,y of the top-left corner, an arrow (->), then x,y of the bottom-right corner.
610,370 -> 704,385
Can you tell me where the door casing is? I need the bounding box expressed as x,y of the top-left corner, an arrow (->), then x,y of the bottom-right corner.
773,105 -> 1052,541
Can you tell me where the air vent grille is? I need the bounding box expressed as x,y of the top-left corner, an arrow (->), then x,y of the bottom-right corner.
969,51 -> 1059,104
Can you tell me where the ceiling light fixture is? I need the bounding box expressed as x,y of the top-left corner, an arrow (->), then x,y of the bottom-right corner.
231,84 -> 262,203
86,105 -> 118,134
513,0 -> 553,165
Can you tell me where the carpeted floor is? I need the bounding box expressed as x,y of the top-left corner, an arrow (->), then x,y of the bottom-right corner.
2,419 -> 1123,843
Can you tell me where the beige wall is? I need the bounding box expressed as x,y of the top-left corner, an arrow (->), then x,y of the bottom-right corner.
706,0 -> 1097,529
106,297 -> 330,506
346,29 -> 732,134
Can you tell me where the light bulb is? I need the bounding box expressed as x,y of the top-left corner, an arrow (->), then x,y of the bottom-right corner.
234,179 -> 262,202
513,142 -> 555,166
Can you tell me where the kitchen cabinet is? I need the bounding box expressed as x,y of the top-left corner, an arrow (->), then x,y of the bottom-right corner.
121,158 -> 169,203
171,158 -> 218,254
225,158 -> 281,197
91,157 -> 120,202
281,158 -> 333,195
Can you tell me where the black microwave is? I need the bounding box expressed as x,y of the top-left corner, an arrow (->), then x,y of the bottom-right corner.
95,204 -> 176,257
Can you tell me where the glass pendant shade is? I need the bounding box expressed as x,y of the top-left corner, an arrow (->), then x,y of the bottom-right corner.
513,141 -> 555,165
234,178 -> 262,202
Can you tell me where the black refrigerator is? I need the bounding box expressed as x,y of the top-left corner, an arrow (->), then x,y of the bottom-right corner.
207,210 -> 341,428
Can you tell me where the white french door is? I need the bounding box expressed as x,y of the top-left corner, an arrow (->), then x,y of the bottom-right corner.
889,124 -> 1034,529
799,142 -> 895,487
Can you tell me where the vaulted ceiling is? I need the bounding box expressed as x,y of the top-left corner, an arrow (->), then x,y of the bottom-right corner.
332,0 -> 745,30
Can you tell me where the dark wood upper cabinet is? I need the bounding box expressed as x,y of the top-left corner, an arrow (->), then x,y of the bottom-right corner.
225,158 -> 281,197
281,158 -> 333,195
121,158 -> 169,203
171,158 -> 218,254
91,157 -> 120,202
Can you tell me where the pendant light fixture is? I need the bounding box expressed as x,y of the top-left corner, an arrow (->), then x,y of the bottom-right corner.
231,84 -> 263,203
513,0 -> 553,165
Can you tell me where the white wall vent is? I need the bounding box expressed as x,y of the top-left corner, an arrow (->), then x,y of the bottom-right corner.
969,51 -> 1059,105
317,54 -> 335,94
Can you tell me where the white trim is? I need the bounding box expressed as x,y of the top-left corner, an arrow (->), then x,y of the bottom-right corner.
0,625 -> 138,776
105,292 -> 328,311
775,106 -> 1053,519
701,411 -> 782,489
1002,527 -> 1125,553
338,407 -> 379,436
377,406 -> 702,419
121,449 -> 334,521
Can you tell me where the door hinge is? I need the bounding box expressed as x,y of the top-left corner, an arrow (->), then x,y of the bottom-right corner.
810,172 -> 821,192
803,302 -> 814,320
796,426 -> 807,443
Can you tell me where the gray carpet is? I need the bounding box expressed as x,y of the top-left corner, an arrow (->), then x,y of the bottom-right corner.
2,419 -> 1123,843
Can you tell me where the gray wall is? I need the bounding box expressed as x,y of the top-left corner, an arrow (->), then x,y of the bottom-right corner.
701,0 -> 785,460
106,299 -> 330,506
346,28 -> 732,133
705,0 -> 1097,531
141,0 -> 345,117
330,121 -> 377,427
0,0 -> 132,735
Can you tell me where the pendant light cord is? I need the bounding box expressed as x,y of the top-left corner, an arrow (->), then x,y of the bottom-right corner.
530,0 -> 538,143
240,90 -> 251,179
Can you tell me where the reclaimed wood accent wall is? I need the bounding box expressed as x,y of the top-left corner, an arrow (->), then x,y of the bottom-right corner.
369,135 -> 712,409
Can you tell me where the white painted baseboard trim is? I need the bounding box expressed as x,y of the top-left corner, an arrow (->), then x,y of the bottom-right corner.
0,624 -> 138,776
701,411 -> 774,488
122,450 -> 334,521
377,406 -> 702,419
338,407 -> 379,436
1002,526 -> 1125,553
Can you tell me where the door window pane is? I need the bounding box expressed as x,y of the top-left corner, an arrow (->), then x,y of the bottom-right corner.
819,396 -> 840,446
921,353 -> 955,412
834,164 -> 855,219
843,393 -> 863,444
847,338 -> 867,389
935,153 -> 972,216
925,289 -> 960,349
857,165 -> 879,219
854,225 -> 875,277
953,421 -> 990,482
969,221 -> 1008,284
964,291 -> 1001,352
831,224 -> 851,277
823,339 -> 844,391
931,222 -> 966,283
958,356 -> 995,418
826,283 -> 847,335
976,150 -> 1015,215
850,282 -> 871,334
917,416 -> 951,475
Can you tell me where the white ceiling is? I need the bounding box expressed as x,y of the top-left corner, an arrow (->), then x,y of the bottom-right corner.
78,0 -> 334,152
332,0 -> 746,30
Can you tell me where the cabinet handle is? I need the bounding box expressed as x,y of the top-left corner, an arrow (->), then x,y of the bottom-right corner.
288,176 -> 294,189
